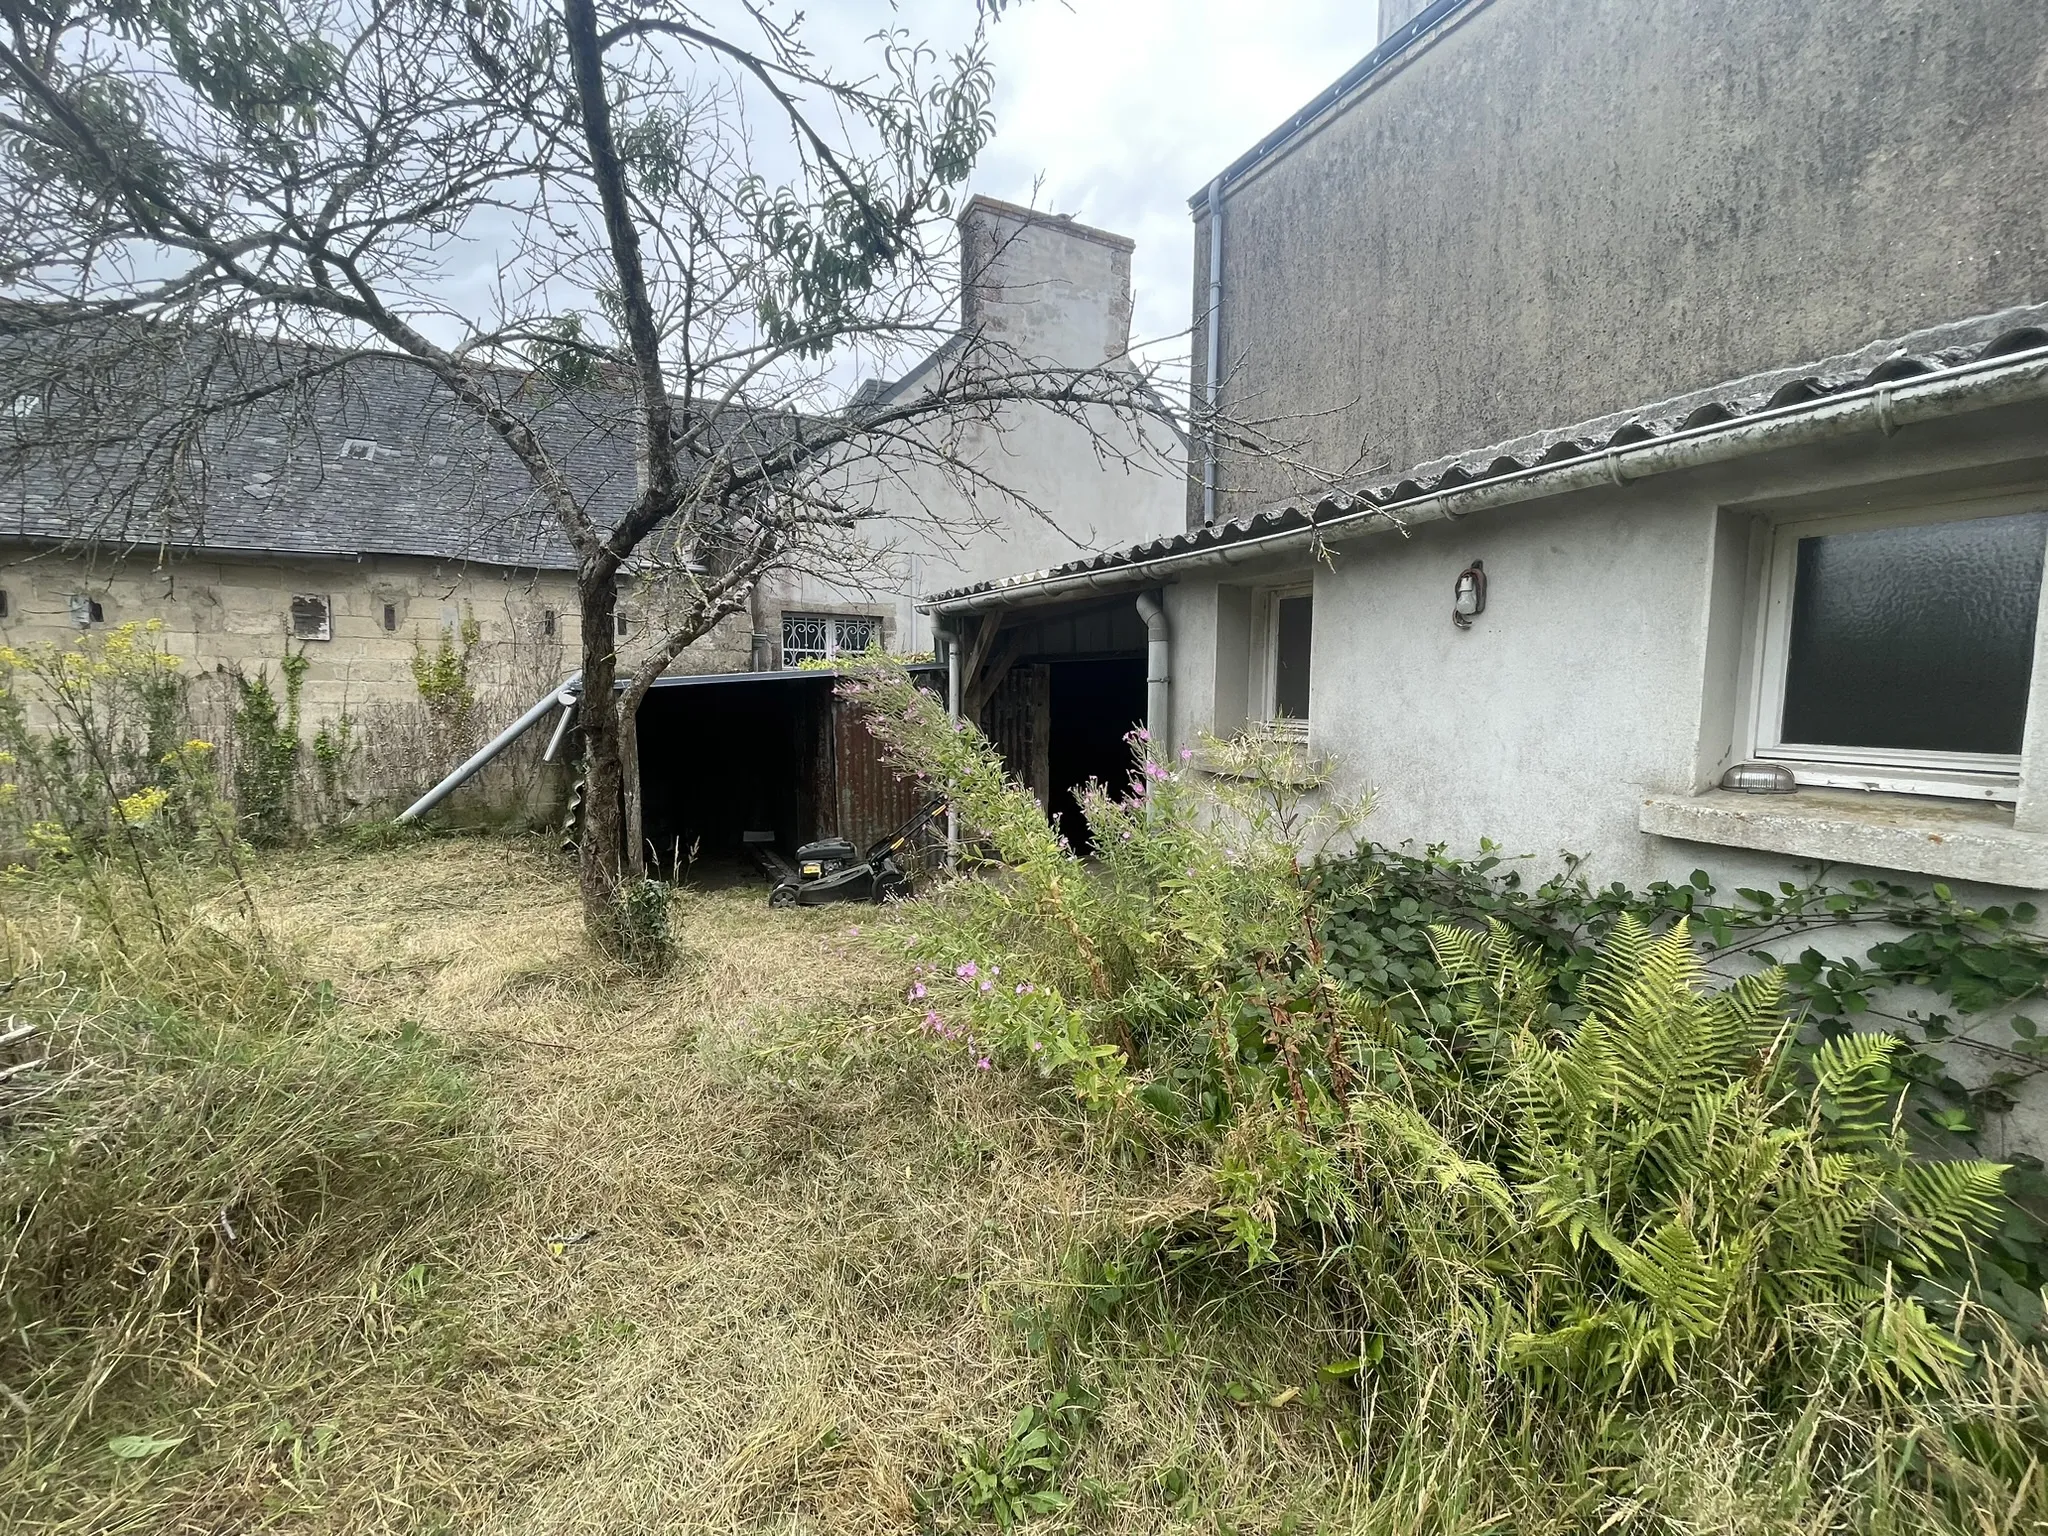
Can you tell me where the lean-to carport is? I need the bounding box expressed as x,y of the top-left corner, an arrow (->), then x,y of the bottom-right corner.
633,667 -> 939,872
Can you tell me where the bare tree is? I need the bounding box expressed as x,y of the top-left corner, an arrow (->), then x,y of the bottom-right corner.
0,0 -> 1330,945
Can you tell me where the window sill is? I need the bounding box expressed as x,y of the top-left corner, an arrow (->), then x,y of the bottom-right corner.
1192,734 -> 1325,788
1639,787 -> 2048,888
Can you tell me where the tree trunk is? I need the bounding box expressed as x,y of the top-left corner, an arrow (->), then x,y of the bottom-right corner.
621,692 -> 645,879
576,568 -> 627,941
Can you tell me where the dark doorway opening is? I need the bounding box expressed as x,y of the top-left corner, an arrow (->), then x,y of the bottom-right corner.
1047,657 -> 1146,851
635,675 -> 827,871
633,669 -> 936,878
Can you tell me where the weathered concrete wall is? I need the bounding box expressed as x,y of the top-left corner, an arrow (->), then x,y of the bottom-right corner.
1191,0 -> 2048,524
1166,404 -> 2048,891
1159,401 -> 2048,1155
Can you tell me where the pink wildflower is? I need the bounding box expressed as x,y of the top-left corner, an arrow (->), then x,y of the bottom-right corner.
976,1057 -> 992,1071
956,962 -> 978,979
1180,746 -> 1194,762
910,982 -> 926,1000
979,979 -> 993,993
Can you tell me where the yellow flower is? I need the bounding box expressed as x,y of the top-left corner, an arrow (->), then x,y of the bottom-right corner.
184,739 -> 215,754
115,786 -> 170,825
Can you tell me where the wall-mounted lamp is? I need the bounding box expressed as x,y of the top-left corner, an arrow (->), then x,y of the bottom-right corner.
1719,761 -> 1797,794
1452,560 -> 1487,629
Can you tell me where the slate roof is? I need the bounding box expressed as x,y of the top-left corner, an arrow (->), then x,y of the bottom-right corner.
0,343 -> 643,571
924,306 -> 2048,609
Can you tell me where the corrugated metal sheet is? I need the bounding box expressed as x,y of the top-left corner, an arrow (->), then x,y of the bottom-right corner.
832,693 -> 928,851
925,321 -> 2048,609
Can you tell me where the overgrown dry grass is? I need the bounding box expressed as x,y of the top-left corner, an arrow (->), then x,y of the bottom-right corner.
35,834 -> 1350,1535
11,836 -> 2041,1533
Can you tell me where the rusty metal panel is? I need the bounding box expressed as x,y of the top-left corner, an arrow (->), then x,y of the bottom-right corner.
832,689 -> 926,849
800,679 -> 833,844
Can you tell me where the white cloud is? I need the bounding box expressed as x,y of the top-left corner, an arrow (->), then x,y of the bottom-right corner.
804,0 -> 1379,362
972,0 -> 1378,352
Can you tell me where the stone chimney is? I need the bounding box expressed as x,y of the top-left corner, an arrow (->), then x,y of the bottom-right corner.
957,196 -> 1136,367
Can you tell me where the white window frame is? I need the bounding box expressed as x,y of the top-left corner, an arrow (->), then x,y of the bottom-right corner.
1253,584 -> 1313,741
290,593 -> 333,641
1746,491 -> 2048,803
781,611 -> 882,666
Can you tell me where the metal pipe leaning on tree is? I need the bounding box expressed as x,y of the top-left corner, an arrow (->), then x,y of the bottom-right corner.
396,673 -> 581,824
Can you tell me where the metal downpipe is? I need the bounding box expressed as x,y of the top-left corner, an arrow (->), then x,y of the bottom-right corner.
1202,175 -> 1225,526
1134,590 -> 1171,760
944,624 -> 962,868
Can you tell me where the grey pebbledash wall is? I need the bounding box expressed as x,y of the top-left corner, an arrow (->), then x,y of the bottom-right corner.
1189,0 -> 2048,525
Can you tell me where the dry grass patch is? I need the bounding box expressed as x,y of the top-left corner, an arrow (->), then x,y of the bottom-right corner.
222,836 -> 1352,1535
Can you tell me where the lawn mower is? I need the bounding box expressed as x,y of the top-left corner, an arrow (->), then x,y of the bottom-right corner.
762,799 -> 945,908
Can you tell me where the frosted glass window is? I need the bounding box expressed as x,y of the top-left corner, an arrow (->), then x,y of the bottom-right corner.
1274,595 -> 1313,721
1778,511 -> 2047,756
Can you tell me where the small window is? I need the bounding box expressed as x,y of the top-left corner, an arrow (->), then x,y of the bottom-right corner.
69,593 -> 102,628
835,615 -> 880,656
291,594 -> 332,641
0,588 -> 9,619
615,610 -> 631,638
781,612 -> 880,666
340,438 -> 376,461
1254,588 -> 1312,736
1273,595 -> 1313,722
542,607 -> 557,638
1751,500 -> 2048,799
382,602 -> 397,632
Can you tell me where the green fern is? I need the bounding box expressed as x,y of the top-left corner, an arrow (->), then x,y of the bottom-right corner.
1421,915 -> 2010,1395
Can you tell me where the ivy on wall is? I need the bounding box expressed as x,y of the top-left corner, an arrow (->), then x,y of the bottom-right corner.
1318,843 -> 2048,1335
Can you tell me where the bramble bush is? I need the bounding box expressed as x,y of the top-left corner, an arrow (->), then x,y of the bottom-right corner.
843,656 -> 2048,1530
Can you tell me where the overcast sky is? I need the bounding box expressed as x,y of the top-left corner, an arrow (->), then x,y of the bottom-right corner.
807,1 -> 1380,357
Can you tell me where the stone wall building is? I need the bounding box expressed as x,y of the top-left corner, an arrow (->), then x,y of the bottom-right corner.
0,355 -> 593,731
1,197 -> 1182,729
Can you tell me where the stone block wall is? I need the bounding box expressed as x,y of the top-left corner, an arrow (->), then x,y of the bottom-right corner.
0,544 -> 582,721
